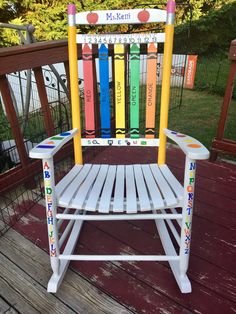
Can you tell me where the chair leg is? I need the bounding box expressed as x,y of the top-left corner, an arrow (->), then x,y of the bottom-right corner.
46,201 -> 61,291
177,157 -> 197,293
42,158 -> 60,284
48,211 -> 60,278
178,203 -> 193,293
155,217 -> 191,293
47,219 -> 84,293
47,260 -> 71,293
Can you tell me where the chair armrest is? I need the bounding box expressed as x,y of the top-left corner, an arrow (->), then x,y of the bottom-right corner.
29,128 -> 78,159
164,128 -> 209,160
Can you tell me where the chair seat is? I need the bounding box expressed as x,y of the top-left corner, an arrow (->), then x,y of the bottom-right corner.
55,163 -> 183,213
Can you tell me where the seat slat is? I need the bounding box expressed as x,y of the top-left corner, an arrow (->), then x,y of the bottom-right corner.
126,165 -> 137,213
98,165 -> 116,213
150,164 -> 177,207
134,164 -> 151,211
59,164 -> 92,207
57,164 -> 181,211
141,164 -> 165,209
71,165 -> 100,209
113,165 -> 125,212
159,165 -> 183,201
56,165 -> 82,198
85,165 -> 109,211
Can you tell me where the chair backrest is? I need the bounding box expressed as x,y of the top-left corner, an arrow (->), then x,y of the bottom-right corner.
67,1 -> 176,165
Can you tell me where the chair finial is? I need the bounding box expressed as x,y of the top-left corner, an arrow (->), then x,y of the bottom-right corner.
68,4 -> 76,15
166,0 -> 176,14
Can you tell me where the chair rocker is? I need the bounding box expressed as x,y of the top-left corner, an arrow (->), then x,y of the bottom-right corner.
30,0 -> 209,293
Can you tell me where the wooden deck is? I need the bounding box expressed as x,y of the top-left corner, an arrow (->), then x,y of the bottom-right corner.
1,146 -> 236,313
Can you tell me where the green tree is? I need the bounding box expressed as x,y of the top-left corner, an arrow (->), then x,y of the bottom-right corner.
174,1 -> 236,55
175,0 -> 235,23
0,0 -> 235,46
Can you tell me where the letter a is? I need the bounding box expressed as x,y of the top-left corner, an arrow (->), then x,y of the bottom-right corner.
44,162 -> 50,170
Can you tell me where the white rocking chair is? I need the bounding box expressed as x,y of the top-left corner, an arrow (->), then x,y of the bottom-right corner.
30,0 -> 209,293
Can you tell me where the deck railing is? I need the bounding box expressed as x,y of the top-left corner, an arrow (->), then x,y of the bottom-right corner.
0,40 -> 186,192
0,39 -> 185,235
0,40 -> 75,234
0,40 -> 73,194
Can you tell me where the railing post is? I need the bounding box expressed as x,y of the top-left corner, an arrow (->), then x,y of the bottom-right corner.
210,39 -> 236,161
33,66 -> 54,136
0,74 -> 29,167
63,60 -> 71,103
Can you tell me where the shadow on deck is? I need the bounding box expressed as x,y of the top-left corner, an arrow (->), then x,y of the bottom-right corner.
0,146 -> 236,313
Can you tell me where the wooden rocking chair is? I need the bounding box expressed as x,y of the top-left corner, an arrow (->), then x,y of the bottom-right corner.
30,1 -> 209,293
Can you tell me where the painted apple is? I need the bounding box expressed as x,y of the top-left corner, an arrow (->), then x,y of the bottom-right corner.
86,12 -> 99,24
138,9 -> 150,23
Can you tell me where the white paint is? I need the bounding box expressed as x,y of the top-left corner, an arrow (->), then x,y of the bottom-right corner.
56,213 -> 183,221
55,163 -> 182,213
75,9 -> 167,25
77,33 -> 165,44
59,255 -> 180,261
164,128 -> 210,160
81,138 -> 159,147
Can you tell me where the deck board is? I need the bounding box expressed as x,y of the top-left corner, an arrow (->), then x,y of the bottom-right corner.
0,297 -> 18,314
1,146 -> 236,313
78,222 -> 236,313
10,206 -> 236,313
0,252 -> 74,314
89,220 -> 236,301
0,229 -> 132,314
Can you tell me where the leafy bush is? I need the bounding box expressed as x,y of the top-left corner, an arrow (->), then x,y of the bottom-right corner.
194,53 -> 236,98
174,2 -> 236,55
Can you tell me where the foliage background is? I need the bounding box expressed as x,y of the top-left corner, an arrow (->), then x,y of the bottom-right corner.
0,0 -> 235,153
0,0 -> 235,55
0,0 -> 235,99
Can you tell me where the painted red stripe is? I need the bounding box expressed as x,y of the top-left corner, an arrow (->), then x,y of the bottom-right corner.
83,44 -> 95,138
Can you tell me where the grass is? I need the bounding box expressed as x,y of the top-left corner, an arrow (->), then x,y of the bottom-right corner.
1,88 -> 235,156
0,101 -> 71,143
168,89 -> 236,149
194,54 -> 235,98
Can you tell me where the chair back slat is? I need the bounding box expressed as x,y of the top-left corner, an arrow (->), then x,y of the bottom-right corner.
76,33 -> 165,44
82,44 -> 96,137
145,43 -> 158,138
75,9 -> 167,25
99,44 -> 111,138
130,44 -> 140,139
114,44 -> 126,138
68,5 -> 175,160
